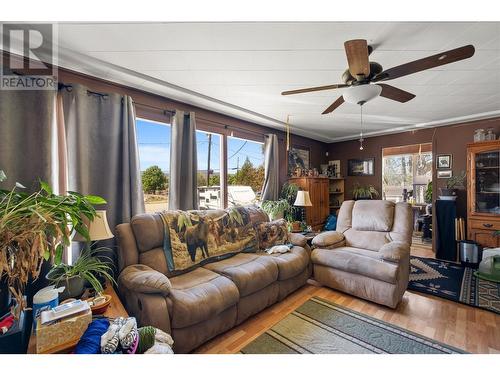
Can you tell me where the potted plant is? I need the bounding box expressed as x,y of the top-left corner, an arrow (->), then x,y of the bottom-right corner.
440,171 -> 466,197
352,183 -> 380,200
46,247 -> 115,300
0,169 -> 106,317
261,182 -> 300,222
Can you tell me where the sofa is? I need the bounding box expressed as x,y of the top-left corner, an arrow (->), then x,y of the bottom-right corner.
311,200 -> 412,308
115,206 -> 311,353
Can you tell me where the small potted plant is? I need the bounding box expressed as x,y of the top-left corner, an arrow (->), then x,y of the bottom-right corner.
440,171 -> 466,198
352,183 -> 380,200
261,183 -> 300,222
46,247 -> 115,300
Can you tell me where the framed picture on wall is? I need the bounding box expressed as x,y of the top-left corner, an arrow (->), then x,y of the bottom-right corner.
288,145 -> 310,175
348,158 -> 374,176
436,154 -> 452,169
437,170 -> 453,179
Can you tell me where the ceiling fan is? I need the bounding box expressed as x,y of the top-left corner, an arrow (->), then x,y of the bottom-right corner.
281,39 -> 475,114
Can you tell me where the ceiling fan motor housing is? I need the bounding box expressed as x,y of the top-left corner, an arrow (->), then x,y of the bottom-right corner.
342,62 -> 383,84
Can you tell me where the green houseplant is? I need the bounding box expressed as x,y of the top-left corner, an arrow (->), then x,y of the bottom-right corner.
261,182 -> 300,222
424,181 -> 433,204
0,169 -> 106,316
440,170 -> 466,197
352,183 -> 380,200
46,246 -> 114,300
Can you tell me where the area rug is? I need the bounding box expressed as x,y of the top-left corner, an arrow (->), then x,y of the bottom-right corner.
409,256 -> 500,315
240,297 -> 465,354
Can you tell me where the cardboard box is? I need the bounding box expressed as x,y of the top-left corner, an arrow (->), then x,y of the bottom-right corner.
35,308 -> 92,353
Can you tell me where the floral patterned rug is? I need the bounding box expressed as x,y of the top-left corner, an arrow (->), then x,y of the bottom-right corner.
408,256 -> 500,315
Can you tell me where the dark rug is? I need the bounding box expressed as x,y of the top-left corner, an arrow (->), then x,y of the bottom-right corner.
409,256 -> 500,315
240,297 -> 465,354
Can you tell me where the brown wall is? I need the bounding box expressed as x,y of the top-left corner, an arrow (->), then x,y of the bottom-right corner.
327,117 -> 500,219
57,69 -> 328,189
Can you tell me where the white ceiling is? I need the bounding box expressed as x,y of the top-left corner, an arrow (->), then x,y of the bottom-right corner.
52,22 -> 500,142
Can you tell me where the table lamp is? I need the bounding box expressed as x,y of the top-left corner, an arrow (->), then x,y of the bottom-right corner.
294,190 -> 312,229
73,210 -> 114,242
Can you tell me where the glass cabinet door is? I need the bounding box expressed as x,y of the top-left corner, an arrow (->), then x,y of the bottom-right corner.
474,149 -> 500,214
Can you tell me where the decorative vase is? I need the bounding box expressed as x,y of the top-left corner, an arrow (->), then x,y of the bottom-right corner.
439,188 -> 457,197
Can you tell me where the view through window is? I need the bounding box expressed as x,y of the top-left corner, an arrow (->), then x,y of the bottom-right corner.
227,136 -> 265,207
382,144 -> 432,204
136,118 -> 266,211
136,118 -> 171,213
197,130 -> 222,209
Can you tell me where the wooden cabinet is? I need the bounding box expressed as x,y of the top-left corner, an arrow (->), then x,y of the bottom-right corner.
288,177 -> 329,230
467,140 -> 500,247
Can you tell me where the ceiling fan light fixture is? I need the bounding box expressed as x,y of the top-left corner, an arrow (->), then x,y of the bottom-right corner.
343,84 -> 382,105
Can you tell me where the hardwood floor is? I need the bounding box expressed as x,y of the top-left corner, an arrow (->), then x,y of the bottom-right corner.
195,238 -> 500,354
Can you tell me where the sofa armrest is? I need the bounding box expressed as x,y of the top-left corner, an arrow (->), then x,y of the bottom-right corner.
288,232 -> 307,247
312,231 -> 345,249
118,264 -> 172,296
379,241 -> 409,262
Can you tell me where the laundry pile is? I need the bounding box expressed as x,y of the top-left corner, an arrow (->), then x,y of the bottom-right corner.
75,317 -> 174,354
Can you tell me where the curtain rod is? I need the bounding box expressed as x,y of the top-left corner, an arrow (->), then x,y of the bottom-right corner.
134,100 -> 272,139
59,82 -> 109,98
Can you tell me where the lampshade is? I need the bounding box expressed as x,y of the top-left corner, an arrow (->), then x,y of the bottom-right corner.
73,210 -> 114,242
294,191 -> 313,207
343,84 -> 382,105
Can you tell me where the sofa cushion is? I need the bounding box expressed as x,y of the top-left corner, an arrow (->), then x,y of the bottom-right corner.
264,246 -> 310,280
352,200 -> 395,232
255,219 -> 289,250
167,267 -> 239,329
311,247 -> 398,284
203,253 -> 278,297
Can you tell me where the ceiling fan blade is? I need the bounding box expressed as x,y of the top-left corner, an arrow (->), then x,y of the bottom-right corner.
281,84 -> 348,96
322,96 -> 345,115
373,45 -> 475,82
377,84 -> 415,103
344,39 -> 370,79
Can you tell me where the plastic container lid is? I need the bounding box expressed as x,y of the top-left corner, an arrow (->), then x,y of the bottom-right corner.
33,285 -> 65,304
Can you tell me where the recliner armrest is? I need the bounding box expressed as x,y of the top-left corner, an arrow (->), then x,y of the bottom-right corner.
288,232 -> 307,247
312,231 -> 345,249
379,241 -> 409,262
118,264 -> 172,296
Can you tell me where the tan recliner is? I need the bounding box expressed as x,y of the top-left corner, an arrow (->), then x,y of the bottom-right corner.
311,200 -> 412,308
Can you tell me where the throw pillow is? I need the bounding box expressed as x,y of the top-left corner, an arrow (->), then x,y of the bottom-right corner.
256,219 -> 289,251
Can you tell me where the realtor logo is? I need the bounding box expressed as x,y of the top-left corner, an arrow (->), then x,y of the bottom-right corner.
1,23 -> 57,90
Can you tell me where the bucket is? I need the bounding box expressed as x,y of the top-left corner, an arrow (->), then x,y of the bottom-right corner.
458,240 -> 480,267
32,285 -> 65,332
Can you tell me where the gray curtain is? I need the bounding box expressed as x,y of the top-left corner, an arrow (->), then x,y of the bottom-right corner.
261,134 -> 280,201
60,84 -> 144,246
168,110 -> 198,210
0,89 -> 59,192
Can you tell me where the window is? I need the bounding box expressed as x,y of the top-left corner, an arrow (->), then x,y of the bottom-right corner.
136,117 -> 267,212
136,118 -> 171,213
196,130 -> 222,209
226,136 -> 265,207
382,145 -> 432,204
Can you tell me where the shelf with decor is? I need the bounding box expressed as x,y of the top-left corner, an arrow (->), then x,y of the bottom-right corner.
328,178 -> 345,214
467,140 -> 500,248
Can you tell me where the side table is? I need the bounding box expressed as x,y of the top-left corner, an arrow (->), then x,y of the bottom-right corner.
27,283 -> 128,354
